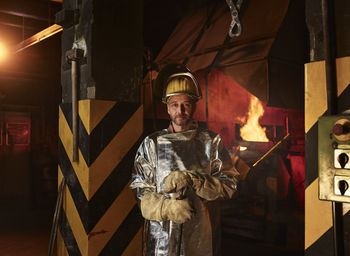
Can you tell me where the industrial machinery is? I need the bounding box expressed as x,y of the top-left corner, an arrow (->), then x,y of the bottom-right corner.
319,115 -> 350,202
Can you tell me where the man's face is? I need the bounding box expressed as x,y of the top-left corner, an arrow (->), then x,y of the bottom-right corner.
167,94 -> 196,127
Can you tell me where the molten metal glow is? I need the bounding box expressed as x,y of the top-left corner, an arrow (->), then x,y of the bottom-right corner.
240,96 -> 269,142
0,43 -> 8,62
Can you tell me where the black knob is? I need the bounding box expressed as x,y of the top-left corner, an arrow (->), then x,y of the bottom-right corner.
338,153 -> 349,168
339,180 -> 349,196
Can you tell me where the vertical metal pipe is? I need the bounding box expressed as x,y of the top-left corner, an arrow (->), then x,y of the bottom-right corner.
322,1 -> 344,255
332,201 -> 344,256
48,178 -> 66,256
72,59 -> 78,162
322,0 -> 338,115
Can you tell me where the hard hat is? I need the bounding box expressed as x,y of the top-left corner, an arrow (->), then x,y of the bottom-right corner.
153,63 -> 202,103
163,72 -> 201,103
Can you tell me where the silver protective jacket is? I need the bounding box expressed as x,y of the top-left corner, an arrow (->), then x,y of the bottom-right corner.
131,126 -> 239,256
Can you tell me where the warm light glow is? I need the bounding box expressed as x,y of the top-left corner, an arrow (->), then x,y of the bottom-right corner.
240,96 -> 269,142
0,43 -> 8,62
14,24 -> 63,53
239,146 -> 247,151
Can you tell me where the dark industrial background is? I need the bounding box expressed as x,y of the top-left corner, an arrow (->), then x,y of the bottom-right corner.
0,0 -> 348,255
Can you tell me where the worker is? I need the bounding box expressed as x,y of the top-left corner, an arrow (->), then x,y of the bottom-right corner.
130,65 -> 239,256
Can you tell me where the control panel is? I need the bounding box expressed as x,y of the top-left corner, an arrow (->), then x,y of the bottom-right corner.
319,116 -> 350,202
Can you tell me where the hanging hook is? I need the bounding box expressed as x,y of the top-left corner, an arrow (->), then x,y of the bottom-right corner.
225,0 -> 243,38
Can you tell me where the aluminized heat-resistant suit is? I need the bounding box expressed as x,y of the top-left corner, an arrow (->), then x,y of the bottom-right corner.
130,124 -> 239,256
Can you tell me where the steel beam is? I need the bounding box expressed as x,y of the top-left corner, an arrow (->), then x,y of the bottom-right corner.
13,24 -> 62,53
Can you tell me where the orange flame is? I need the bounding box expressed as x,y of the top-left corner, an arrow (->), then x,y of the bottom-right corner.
240,96 -> 269,142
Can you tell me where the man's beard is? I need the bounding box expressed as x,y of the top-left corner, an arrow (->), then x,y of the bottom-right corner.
171,114 -> 191,127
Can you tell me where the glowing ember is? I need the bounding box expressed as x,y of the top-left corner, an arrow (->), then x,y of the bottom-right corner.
240,96 -> 269,142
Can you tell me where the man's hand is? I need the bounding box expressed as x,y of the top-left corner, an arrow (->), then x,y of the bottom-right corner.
163,170 -> 235,201
163,171 -> 194,193
140,192 -> 194,224
162,196 -> 194,223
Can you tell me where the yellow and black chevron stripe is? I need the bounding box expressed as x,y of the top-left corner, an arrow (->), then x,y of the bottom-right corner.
305,57 -> 350,255
57,100 -> 144,256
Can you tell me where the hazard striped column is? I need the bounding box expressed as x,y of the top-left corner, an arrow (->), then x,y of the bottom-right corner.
56,0 -> 143,254
57,100 -> 143,255
305,56 -> 350,254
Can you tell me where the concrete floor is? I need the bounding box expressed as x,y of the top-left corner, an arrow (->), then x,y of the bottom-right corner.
0,207 -> 303,256
222,207 -> 304,256
0,228 -> 49,256
0,208 -> 52,256
222,235 -> 304,256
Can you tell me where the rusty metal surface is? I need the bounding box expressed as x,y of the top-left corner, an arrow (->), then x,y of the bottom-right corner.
153,0 -> 306,109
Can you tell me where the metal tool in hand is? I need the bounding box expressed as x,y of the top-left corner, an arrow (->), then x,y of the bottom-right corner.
166,187 -> 188,256
175,187 -> 188,256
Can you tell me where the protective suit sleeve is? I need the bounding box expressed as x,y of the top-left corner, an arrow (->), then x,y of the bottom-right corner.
140,192 -> 194,224
130,136 -> 157,200
163,134 -> 239,201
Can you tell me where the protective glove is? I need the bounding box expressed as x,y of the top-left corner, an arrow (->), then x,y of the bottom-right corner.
163,170 -> 231,201
140,192 -> 194,224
